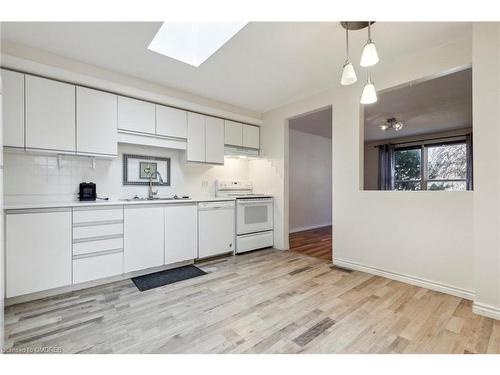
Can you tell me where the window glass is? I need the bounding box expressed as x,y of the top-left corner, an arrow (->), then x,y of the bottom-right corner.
427,143 -> 467,180
394,148 -> 421,181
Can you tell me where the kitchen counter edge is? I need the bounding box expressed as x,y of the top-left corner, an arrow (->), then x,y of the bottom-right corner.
4,197 -> 236,211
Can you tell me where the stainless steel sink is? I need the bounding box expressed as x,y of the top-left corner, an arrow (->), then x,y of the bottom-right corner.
120,196 -> 191,202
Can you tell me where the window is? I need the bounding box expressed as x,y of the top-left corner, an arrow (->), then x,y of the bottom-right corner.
393,141 -> 469,191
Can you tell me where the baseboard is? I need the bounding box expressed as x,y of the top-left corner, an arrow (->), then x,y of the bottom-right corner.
333,258 -> 475,300
472,302 -> 500,320
289,222 -> 332,233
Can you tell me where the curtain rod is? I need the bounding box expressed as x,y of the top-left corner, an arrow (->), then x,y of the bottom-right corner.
372,133 -> 472,148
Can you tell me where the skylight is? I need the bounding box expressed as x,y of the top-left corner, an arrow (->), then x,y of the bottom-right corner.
148,22 -> 248,67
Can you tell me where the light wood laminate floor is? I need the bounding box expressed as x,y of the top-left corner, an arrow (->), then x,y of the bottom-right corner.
4,249 -> 500,354
290,226 -> 332,261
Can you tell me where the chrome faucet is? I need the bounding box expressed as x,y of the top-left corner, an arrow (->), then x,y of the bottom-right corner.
148,170 -> 164,199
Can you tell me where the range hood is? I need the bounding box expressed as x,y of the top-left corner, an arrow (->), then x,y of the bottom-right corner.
224,145 -> 260,159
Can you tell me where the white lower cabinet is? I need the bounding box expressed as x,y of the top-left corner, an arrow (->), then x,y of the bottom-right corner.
124,205 -> 165,273
165,204 -> 198,264
72,207 -> 124,284
6,209 -> 72,298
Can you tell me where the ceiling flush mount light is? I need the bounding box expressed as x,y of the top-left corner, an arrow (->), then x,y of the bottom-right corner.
341,23 -> 357,86
360,22 -> 379,67
148,22 -> 248,67
360,72 -> 378,104
379,117 -> 404,131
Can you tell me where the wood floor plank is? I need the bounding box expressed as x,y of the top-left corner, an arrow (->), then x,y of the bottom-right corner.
3,249 -> 499,354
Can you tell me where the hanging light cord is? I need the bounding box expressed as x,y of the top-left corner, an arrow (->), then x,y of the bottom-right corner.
367,22 -> 372,43
345,22 -> 350,64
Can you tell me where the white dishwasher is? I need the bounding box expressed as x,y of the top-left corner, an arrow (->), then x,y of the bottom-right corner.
198,200 -> 235,259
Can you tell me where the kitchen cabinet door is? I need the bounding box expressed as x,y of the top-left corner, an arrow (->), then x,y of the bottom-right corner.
165,204 -> 197,264
224,120 -> 243,146
156,105 -> 187,139
6,209 -> 72,298
1,69 -> 25,148
187,112 -> 206,162
205,116 -> 224,164
77,87 -> 118,156
25,75 -> 76,152
242,125 -> 260,149
117,96 -> 155,134
124,206 -> 164,273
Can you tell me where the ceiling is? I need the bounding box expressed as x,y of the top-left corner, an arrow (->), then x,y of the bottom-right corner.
364,68 -> 472,142
0,22 -> 471,113
289,107 -> 332,139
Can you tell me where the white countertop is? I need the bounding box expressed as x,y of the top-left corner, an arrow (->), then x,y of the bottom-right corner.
4,196 -> 236,211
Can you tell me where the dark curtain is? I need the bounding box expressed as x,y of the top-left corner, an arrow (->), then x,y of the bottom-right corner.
466,133 -> 474,190
378,144 -> 395,190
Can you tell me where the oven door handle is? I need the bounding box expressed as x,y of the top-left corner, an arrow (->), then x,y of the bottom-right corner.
237,200 -> 273,206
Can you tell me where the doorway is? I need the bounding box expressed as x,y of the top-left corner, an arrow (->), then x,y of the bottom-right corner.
287,106 -> 332,261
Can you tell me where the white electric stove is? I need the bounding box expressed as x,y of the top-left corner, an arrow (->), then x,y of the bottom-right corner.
215,180 -> 274,253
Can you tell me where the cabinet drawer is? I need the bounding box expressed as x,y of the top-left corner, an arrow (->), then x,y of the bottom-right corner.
73,251 -> 123,284
73,237 -> 123,256
73,207 -> 123,224
73,223 -> 123,241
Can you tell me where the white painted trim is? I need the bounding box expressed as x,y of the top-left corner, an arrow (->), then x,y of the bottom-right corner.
333,258 -> 475,300
289,222 -> 332,233
472,302 -> 500,320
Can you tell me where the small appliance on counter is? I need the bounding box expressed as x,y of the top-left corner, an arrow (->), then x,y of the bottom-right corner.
79,182 -> 97,201
215,180 -> 273,254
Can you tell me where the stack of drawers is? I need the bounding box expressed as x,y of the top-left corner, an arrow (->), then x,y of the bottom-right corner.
72,206 -> 124,284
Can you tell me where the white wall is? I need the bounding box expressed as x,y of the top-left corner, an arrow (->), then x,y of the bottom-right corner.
3,145 -> 250,204
472,23 -> 500,319
257,35 -> 475,299
289,129 -> 332,232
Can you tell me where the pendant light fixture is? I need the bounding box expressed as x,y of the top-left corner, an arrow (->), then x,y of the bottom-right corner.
341,23 -> 357,86
360,22 -> 379,67
360,71 -> 377,104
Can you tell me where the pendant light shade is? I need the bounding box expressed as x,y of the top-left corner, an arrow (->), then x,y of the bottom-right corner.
340,25 -> 357,86
360,41 -> 379,67
341,62 -> 357,86
360,23 -> 379,67
360,73 -> 377,104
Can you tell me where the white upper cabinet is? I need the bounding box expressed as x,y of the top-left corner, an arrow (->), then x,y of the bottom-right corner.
224,120 -> 243,146
187,112 -> 206,163
243,125 -> 260,149
25,75 -> 76,153
118,96 -> 155,134
205,116 -> 224,164
165,204 -> 198,264
77,87 -> 118,156
156,105 -> 188,139
1,69 -> 25,148
124,206 -> 165,273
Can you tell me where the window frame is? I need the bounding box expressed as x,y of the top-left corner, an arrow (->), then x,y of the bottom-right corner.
393,139 -> 468,191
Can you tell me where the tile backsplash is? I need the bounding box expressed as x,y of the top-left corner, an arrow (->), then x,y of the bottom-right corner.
3,144 -> 250,204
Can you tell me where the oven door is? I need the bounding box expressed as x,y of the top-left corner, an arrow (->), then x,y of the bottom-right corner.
237,198 -> 273,235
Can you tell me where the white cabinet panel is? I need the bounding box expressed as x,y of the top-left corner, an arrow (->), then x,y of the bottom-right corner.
205,116 -> 224,164
187,112 -> 206,162
124,206 -> 164,273
156,105 -> 187,139
6,210 -> 72,298
73,237 -> 123,257
73,207 -> 123,224
243,125 -> 260,149
198,205 -> 235,258
25,75 -> 76,152
73,251 -> 123,284
224,120 -> 243,146
118,96 -> 155,134
77,87 -> 117,156
165,204 -> 197,264
1,69 -> 24,148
